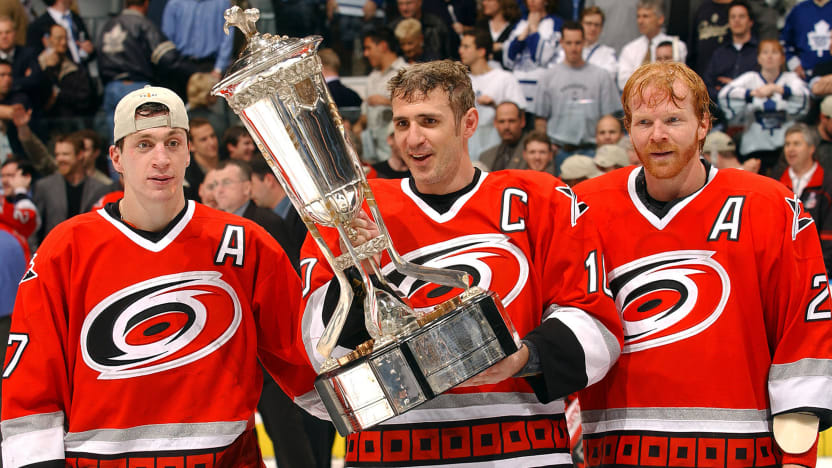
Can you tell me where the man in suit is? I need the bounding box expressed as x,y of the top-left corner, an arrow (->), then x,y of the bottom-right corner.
0,16 -> 48,111
478,101 -> 527,171
26,0 -> 94,65
319,48 -> 362,130
32,133 -> 107,243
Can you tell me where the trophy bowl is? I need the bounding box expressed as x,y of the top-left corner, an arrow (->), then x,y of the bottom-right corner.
213,7 -> 520,435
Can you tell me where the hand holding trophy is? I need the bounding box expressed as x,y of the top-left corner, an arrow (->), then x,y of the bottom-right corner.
213,7 -> 519,435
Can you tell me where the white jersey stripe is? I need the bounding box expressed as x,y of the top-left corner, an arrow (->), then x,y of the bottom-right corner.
581,407 -> 771,435
2,426 -> 65,468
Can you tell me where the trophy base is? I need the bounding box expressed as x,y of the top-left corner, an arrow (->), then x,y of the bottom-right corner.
314,289 -> 519,436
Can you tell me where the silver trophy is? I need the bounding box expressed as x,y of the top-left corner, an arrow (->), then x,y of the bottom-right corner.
213,7 -> 519,435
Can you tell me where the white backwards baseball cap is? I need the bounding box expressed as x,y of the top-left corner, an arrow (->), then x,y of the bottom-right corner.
113,86 -> 189,142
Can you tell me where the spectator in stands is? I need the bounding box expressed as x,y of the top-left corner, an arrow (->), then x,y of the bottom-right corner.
719,39 -> 809,176
369,122 -> 411,179
186,72 -> 234,140
779,123 -> 832,273
0,59 -> 31,160
361,28 -> 406,163
521,130 -> 555,174
272,0 -> 326,39
221,126 -> 255,162
0,0 -> 27,47
535,21 -> 621,172
781,0 -> 832,80
557,6 -> 617,79
395,19 -> 439,64
813,96 -> 832,170
584,0 -> 639,53
593,143 -> 629,173
653,39 -> 684,62
97,0 -> 200,143
319,48 -> 362,133
479,101 -> 527,170
460,29 -> 526,160
250,156 -> 291,218
502,0 -> 563,108
618,0 -> 688,90
389,0 -> 453,60
27,0 -> 94,65
32,133 -> 107,243
198,167 -> 219,209
75,129 -> 112,185
0,16 -> 47,113
474,0 -> 520,67
38,24 -> 95,133
703,130 -> 760,172
689,0 -> 731,75
560,154 -> 601,186
162,0 -> 232,78
1,158 -> 37,241
595,114 -> 623,147
10,103 -> 52,174
326,0 -> 386,77
184,117 -> 219,202
703,0 -> 758,103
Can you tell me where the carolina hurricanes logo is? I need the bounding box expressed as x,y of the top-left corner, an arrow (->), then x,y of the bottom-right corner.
81,272 -> 242,379
380,234 -> 529,310
608,250 -> 730,353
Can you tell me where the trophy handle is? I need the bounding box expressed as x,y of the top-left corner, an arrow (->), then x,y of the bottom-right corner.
308,224 -> 356,361
365,191 -> 470,290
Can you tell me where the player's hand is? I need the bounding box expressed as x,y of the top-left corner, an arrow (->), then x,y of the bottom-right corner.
340,211 -> 382,266
456,344 -> 529,387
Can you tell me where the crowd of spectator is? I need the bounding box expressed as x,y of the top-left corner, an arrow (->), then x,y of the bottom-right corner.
4,0 -> 832,464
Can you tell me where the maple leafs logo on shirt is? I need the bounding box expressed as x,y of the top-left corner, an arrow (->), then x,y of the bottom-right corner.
608,250 -> 730,353
101,23 -> 127,55
80,271 -> 241,379
785,195 -> 815,241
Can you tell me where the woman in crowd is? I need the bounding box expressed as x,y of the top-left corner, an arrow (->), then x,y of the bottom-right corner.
718,39 -> 809,176
475,0 -> 521,67
502,0 -> 562,108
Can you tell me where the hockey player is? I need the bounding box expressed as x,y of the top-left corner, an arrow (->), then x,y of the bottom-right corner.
569,62 -> 832,467
0,86 -> 317,466
297,60 -> 623,467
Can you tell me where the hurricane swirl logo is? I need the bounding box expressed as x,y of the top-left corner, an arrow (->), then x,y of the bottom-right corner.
608,250 -> 730,353
380,233 -> 529,310
81,272 -> 242,379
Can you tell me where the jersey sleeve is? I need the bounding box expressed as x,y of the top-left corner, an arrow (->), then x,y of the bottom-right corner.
759,189 -> 832,432
249,226 -> 318,404
1,239 -> 71,467
521,179 -> 623,402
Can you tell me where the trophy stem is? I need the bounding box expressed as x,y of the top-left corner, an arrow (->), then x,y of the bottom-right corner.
308,223 -> 356,362
335,223 -> 383,340
365,192 -> 470,290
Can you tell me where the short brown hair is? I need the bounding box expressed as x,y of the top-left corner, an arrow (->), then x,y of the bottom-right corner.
580,6 -> 605,24
188,117 -> 213,141
622,62 -> 712,136
387,60 -> 475,129
54,133 -> 84,155
523,130 -> 552,150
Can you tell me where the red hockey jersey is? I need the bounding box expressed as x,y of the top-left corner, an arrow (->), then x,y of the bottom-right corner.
574,165 -> 832,468
0,192 -> 37,239
1,201 -> 317,468
299,170 -> 622,467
